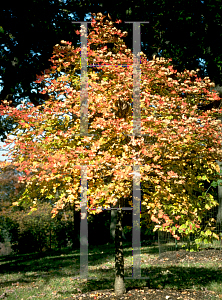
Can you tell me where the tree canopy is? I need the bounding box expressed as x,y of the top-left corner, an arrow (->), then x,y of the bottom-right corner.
1,0 -> 222,140
1,11 -> 222,243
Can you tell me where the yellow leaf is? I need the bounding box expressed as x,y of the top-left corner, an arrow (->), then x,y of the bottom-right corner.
205,204 -> 211,210
153,155 -> 160,162
28,207 -> 37,215
90,71 -> 99,81
215,164 -> 221,173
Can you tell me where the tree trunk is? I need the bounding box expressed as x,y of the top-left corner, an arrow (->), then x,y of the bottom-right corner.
110,208 -> 117,242
110,202 -> 126,242
114,206 -> 126,295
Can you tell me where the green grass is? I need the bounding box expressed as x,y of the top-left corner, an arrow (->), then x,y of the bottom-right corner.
0,241 -> 222,299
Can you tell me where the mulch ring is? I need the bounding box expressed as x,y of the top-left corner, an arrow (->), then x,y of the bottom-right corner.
151,247 -> 222,265
69,287 -> 219,300
70,248 -> 222,300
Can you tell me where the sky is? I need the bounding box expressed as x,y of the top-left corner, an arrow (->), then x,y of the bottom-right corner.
0,12 -> 208,162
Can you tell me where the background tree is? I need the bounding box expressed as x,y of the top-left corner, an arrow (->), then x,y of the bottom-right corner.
0,161 -> 81,253
0,161 -> 26,217
0,0 -> 91,140
0,161 -> 25,253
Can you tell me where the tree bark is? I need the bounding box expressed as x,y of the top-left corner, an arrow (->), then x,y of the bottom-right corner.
114,206 -> 126,295
110,198 -> 127,242
110,208 -> 117,242
110,201 -> 127,241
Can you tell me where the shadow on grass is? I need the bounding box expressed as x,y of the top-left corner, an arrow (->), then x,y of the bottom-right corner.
0,241 -> 222,297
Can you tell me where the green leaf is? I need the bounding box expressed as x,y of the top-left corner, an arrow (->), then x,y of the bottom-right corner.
202,175 -> 210,182
64,176 -> 72,182
211,179 -> 222,187
205,229 -> 212,236
9,33 -> 14,39
195,238 -> 202,244
205,204 -> 211,210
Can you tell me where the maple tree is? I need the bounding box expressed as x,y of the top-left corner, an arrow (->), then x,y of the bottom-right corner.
1,11 -> 222,295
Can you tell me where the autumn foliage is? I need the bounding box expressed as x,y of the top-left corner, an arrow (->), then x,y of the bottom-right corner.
1,12 -> 222,246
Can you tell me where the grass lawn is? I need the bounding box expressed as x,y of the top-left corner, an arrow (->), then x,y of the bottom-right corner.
0,241 -> 222,299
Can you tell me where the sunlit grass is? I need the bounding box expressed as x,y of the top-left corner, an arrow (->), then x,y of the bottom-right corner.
0,241 -> 222,299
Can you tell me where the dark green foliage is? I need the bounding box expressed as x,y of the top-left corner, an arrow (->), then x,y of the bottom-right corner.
88,210 -> 111,246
